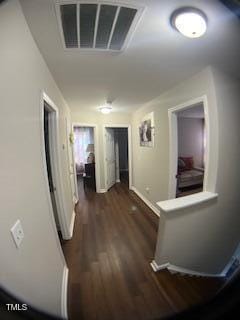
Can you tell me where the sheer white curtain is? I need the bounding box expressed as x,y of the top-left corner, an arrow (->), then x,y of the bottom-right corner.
74,127 -> 93,174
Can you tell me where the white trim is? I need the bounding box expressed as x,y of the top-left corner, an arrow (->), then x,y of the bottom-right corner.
220,243 -> 240,290
103,124 -> 132,191
65,117 -> 79,205
131,186 -> 160,217
151,260 -> 225,278
103,126 -> 108,189
107,6 -> 120,49
116,179 -> 121,183
150,261 -> 169,272
127,126 -> 132,189
93,4 -> 100,48
168,112 -> 178,199
66,211 -> 76,240
72,123 -> 101,193
221,257 -> 235,278
168,95 -> 211,199
40,91 -> 71,241
61,266 -> 69,319
99,188 -> 107,193
156,191 -> 218,213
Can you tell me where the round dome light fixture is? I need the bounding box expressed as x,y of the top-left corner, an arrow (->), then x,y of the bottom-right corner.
99,103 -> 112,114
171,7 -> 207,38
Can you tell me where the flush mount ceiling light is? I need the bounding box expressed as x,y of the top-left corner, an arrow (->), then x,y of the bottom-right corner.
171,7 -> 207,38
99,103 -> 112,114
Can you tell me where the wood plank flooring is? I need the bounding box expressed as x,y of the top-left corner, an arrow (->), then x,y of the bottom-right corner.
62,179 -> 224,320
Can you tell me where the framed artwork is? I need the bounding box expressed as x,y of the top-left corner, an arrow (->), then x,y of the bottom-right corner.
139,112 -> 154,147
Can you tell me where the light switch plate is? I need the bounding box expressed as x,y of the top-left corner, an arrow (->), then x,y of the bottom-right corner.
11,220 -> 24,248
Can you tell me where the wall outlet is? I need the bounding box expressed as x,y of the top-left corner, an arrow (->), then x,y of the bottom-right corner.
11,220 -> 24,249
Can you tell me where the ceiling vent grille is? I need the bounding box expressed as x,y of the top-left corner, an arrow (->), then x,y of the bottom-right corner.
57,2 -> 144,51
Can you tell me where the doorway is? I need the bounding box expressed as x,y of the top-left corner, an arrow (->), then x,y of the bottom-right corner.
103,125 -> 132,191
176,103 -> 205,197
44,106 -> 61,237
72,124 -> 100,196
41,92 -> 70,240
168,97 -> 209,199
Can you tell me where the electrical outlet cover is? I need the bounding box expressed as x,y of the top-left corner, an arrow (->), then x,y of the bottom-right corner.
11,220 -> 24,248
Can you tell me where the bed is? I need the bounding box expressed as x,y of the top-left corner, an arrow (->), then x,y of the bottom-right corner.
177,157 -> 204,189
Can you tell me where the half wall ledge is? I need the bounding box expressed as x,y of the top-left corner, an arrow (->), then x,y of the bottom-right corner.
156,191 -> 218,213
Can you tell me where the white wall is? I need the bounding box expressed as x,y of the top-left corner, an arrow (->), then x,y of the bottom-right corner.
132,66 -> 240,274
72,111 -> 131,189
0,0 -> 73,317
132,67 -> 218,206
178,117 -> 204,168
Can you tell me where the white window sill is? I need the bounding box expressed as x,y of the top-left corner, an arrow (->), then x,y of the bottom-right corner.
156,191 -> 218,213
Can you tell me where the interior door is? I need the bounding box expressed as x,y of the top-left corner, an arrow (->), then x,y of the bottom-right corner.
105,128 -> 116,190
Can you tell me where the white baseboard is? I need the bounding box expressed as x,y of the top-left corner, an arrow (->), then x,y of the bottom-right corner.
150,260 -> 169,272
61,266 -> 69,319
131,186 -> 160,217
221,257 -> 235,277
98,189 -> 107,193
116,179 -> 121,183
151,260 -> 225,278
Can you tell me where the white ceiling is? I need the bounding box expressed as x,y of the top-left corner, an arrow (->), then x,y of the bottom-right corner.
20,0 -> 240,113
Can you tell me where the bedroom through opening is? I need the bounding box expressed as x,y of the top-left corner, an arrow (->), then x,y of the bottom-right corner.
73,126 -> 96,197
176,103 -> 206,197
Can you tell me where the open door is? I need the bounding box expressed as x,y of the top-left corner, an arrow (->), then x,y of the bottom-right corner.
105,128 -> 116,190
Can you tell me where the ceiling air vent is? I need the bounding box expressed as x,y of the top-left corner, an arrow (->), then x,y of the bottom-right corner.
57,2 -> 144,51
219,0 -> 240,19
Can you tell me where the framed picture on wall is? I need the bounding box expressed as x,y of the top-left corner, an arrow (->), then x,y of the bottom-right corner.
139,112 -> 154,147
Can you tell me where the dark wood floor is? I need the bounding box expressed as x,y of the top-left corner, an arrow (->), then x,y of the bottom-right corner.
62,179 -> 224,320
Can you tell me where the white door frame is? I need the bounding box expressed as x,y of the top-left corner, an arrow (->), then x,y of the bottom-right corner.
65,117 -> 79,204
72,123 -> 101,193
103,124 -> 132,190
168,95 -> 210,199
40,91 -> 71,240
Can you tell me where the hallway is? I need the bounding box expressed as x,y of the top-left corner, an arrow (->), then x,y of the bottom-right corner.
1,1 -> 240,318
62,182 -> 223,320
